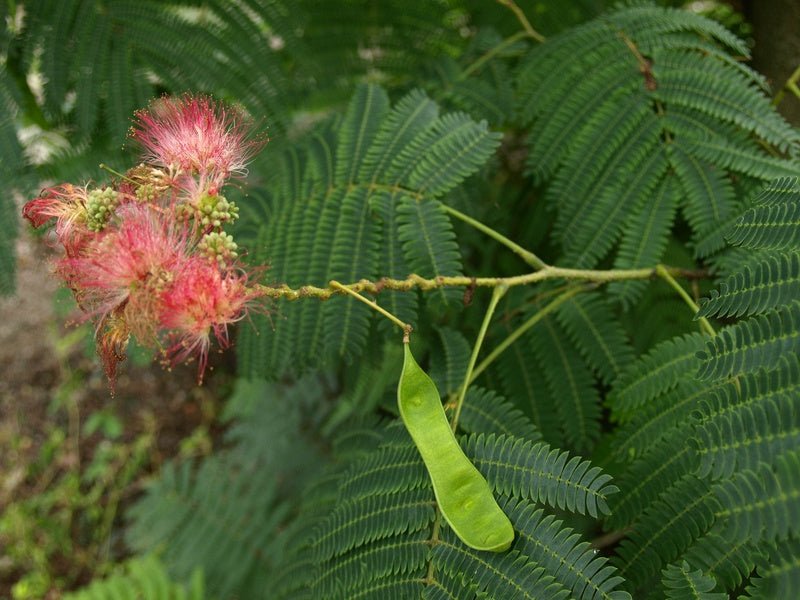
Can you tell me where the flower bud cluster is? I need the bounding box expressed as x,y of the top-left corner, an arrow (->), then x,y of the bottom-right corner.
23,95 -> 266,390
199,231 -> 239,264
177,191 -> 239,229
85,188 -> 120,232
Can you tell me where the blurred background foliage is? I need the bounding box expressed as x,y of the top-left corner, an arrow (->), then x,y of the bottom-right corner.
1,0 -> 799,598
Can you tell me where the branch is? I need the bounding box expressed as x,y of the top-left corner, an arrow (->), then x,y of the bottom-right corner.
655,265 -> 715,337
442,204 -> 547,270
496,0 -> 545,43
329,280 -> 412,338
591,527 -> 632,550
619,31 -> 658,92
254,265 -> 708,301
773,63 -> 800,107
460,30 -> 530,79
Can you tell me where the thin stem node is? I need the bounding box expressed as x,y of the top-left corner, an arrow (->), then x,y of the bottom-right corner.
442,204 -> 548,270
470,285 -> 587,382
329,280 -> 412,337
774,63 -> 800,106
451,285 -> 508,430
99,163 -> 138,185
655,265 -> 715,337
461,30 -> 529,79
496,0 -> 545,43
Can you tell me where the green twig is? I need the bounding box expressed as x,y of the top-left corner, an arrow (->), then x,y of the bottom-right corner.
425,512 -> 443,583
591,526 -> 632,549
451,285 -> 508,430
427,285 -> 508,582
329,280 -> 412,338
256,265 -> 706,301
773,64 -> 800,106
496,0 -> 545,43
460,30 -> 530,79
655,265 -> 715,337
99,163 -> 138,185
470,285 -> 586,383
441,204 -> 548,270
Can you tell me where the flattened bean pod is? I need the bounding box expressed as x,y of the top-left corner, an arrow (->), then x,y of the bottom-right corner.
397,342 -> 514,552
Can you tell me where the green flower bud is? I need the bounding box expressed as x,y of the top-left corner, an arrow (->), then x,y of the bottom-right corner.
85,188 -> 120,232
198,231 -> 238,263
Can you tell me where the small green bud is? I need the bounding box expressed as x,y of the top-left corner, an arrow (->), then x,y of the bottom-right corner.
198,231 -> 238,263
85,188 -> 119,232
135,183 -> 157,202
194,193 -> 238,228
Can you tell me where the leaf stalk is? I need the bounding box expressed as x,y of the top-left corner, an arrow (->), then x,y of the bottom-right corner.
655,265 -> 715,337
470,285 -> 587,383
451,285 -> 508,430
441,204 -> 547,270
496,0 -> 545,43
329,280 -> 412,338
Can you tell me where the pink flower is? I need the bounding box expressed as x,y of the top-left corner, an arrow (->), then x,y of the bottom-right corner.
95,308 -> 132,395
23,96 -> 268,390
130,95 -> 260,181
59,204 -> 189,340
159,258 -> 262,381
23,184 -> 92,256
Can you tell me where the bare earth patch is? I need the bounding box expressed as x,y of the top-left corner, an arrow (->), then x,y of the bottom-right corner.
1,226 -> 229,597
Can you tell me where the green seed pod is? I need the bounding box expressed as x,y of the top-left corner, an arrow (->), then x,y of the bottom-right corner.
397,342 -> 514,552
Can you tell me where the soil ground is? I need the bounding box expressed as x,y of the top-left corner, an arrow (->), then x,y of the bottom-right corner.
0,225 -> 229,598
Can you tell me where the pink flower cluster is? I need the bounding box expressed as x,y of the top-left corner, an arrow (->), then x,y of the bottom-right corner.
23,95 -> 266,389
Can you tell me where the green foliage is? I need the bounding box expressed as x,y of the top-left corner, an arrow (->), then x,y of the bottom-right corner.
682,530 -> 763,592
237,85 -> 499,377
605,161 -> 800,596
480,288 -> 629,455
126,377 -> 327,598
607,332 -> 706,422
502,499 -> 629,600
696,301 -> 800,380
494,304 -> 565,446
693,354 -> 800,479
428,326 -> 470,395
0,65 -> 22,294
697,251 -> 800,318
557,292 -> 635,384
728,176 -> 800,249
268,419 -> 627,599
64,555 -> 204,600
464,433 -> 618,518
714,448 -> 800,543
661,561 -> 726,600
457,386 -> 542,441
607,174 -> 680,306
125,449 -> 288,598
21,0 -> 292,138
606,429 -> 699,530
515,2 -> 798,296
1,376 -> 155,599
8,0 -> 800,597
529,313 -> 602,452
614,475 -> 720,588
611,376 -> 716,460
744,537 -> 800,599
